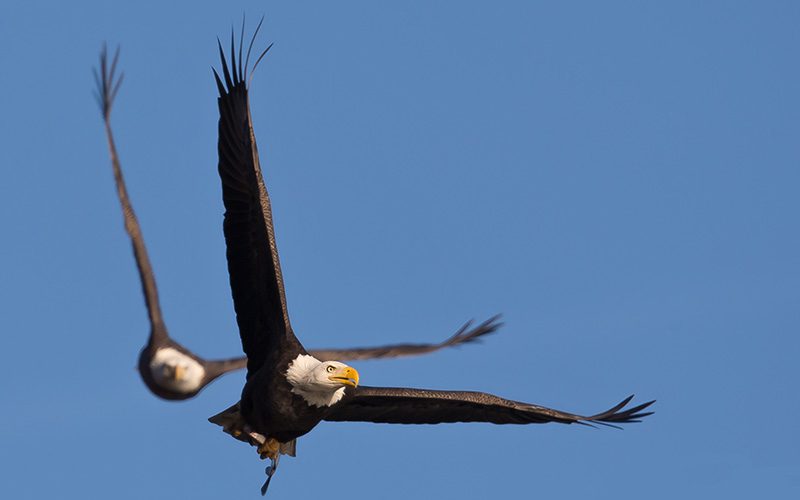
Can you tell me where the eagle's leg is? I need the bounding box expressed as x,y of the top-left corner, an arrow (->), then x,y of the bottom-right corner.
260,452 -> 280,496
257,438 -> 281,460
255,438 -> 283,495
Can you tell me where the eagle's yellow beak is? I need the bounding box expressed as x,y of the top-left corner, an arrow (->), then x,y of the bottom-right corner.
174,365 -> 186,381
328,366 -> 359,387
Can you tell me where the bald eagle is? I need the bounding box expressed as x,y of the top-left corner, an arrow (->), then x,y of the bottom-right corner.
95,45 -> 502,401
208,24 -> 654,495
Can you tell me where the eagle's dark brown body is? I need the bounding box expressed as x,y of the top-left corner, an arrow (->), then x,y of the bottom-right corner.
239,349 -> 330,443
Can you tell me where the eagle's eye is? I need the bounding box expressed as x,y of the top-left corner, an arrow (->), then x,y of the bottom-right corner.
326,365 -> 335,373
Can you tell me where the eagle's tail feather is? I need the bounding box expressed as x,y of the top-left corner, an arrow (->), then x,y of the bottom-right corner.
209,402 -> 297,457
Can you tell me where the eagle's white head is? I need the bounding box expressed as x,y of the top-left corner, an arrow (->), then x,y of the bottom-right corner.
149,347 -> 205,392
285,354 -> 360,407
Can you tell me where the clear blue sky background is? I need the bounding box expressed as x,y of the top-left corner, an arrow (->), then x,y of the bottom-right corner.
1,1 -> 798,498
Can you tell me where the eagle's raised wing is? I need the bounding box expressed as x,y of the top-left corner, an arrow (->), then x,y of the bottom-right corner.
95,45 -> 168,346
215,25 -> 303,376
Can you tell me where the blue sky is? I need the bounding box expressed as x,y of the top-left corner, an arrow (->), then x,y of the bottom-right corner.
1,1 -> 798,498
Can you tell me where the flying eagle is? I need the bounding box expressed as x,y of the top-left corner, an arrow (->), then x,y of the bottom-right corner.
95,47 -> 502,401
207,25 -> 654,495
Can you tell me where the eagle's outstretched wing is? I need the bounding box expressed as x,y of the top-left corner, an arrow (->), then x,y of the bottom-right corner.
326,386 -> 654,427
310,316 -> 502,361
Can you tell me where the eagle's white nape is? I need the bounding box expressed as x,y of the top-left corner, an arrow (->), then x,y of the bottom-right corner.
150,347 -> 205,392
285,354 -> 349,408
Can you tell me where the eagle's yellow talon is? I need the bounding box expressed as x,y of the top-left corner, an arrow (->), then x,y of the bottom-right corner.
257,438 -> 281,460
